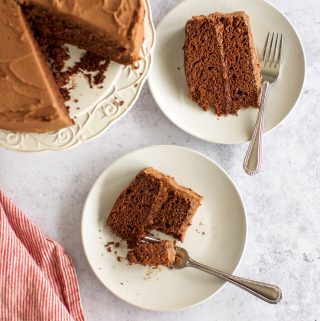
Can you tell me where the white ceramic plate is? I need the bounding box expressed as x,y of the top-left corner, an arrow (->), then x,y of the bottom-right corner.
82,145 -> 247,311
148,0 -> 305,144
0,0 -> 155,152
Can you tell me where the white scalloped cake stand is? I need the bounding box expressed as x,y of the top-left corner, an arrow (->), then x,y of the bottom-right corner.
0,0 -> 155,152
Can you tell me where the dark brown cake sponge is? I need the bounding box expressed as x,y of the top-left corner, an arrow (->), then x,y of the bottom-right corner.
107,168 -> 203,243
127,240 -> 176,267
184,11 -> 261,116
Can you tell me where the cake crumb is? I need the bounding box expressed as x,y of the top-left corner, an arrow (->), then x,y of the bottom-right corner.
74,99 -> 78,103
177,67 -> 181,70
107,247 -> 112,252
117,256 -> 123,262
84,73 -> 93,88
202,231 -> 205,235
143,268 -> 154,280
119,100 -> 124,106
114,242 -> 120,248
120,282 -> 124,285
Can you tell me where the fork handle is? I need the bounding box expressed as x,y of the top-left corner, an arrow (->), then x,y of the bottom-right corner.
243,81 -> 270,176
188,258 -> 282,304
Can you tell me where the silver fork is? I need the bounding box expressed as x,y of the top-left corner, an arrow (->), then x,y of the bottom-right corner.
143,235 -> 282,304
243,32 -> 283,176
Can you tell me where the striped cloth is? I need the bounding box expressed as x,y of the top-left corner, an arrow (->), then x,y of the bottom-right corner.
0,191 -> 85,321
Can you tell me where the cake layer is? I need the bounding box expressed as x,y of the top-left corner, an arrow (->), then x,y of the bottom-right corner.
127,240 -> 176,267
107,167 -> 202,242
20,0 -> 145,65
0,0 -> 72,133
211,12 -> 261,112
184,16 -> 231,113
107,169 -> 168,241
184,12 -> 261,116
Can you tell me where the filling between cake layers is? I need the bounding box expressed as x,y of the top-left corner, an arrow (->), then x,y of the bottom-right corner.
184,12 -> 261,116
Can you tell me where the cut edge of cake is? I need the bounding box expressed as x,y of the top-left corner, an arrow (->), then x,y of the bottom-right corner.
127,240 -> 176,267
107,167 -> 203,243
0,0 -> 73,133
184,11 -> 261,116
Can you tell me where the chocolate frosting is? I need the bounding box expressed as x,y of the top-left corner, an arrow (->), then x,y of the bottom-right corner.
0,0 -> 72,133
21,0 -> 145,61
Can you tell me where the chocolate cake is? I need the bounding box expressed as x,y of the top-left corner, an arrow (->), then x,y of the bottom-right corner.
127,240 -> 176,267
0,0 -> 72,133
107,167 -> 202,242
184,12 -> 261,116
20,0 -> 145,65
0,0 -> 145,133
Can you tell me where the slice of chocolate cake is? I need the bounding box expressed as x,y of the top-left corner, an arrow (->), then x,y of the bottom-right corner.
127,240 -> 176,267
0,0 -> 72,133
184,11 -> 261,116
20,0 -> 145,65
107,167 -> 202,242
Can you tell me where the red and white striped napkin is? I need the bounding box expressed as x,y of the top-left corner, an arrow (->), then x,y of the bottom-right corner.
0,191 -> 85,321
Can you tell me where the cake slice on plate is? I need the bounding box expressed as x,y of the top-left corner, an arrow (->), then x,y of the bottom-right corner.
107,167 -> 202,267
184,11 -> 261,116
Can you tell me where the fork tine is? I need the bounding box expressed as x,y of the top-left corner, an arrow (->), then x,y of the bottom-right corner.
265,32 -> 274,65
262,32 -> 270,61
270,33 -> 279,67
276,34 -> 283,65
